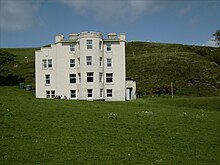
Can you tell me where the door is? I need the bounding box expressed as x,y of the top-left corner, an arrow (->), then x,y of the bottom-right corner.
126,88 -> 132,100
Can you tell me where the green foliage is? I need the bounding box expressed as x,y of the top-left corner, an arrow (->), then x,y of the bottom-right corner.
126,42 -> 220,95
0,48 -> 36,85
0,87 -> 220,164
0,50 -> 24,86
213,29 -> 220,45
0,50 -> 15,70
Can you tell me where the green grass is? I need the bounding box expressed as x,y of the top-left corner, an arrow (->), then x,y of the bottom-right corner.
1,86 -> 220,164
1,42 -> 220,96
126,42 -> 220,95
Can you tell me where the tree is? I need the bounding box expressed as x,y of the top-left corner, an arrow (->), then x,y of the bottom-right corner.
213,29 -> 220,46
0,50 -> 15,72
0,50 -> 24,86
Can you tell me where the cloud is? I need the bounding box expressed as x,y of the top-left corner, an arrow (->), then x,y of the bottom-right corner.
130,0 -> 163,18
0,0 -> 40,32
203,37 -> 219,47
59,0 -> 128,23
179,5 -> 191,17
58,0 -> 168,24
188,16 -> 198,27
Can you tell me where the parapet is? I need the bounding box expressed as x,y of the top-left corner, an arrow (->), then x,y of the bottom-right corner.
69,33 -> 78,40
78,32 -> 103,39
55,32 -> 125,42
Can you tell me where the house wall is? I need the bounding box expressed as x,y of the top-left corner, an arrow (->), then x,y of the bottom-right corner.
35,32 -> 128,101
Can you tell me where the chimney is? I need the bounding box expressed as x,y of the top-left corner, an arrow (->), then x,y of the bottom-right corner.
118,33 -> 126,41
55,35 -> 64,43
108,33 -> 117,39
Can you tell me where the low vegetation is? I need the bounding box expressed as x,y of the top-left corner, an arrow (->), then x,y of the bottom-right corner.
0,87 -> 220,164
126,42 -> 220,96
1,42 -> 219,96
0,48 -> 36,85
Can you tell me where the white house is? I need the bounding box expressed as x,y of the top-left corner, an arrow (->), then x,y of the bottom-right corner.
35,32 -> 136,101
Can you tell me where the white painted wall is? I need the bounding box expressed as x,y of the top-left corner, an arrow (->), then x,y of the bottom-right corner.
35,32 -> 134,101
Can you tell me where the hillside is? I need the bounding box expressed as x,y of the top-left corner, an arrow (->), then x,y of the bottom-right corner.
0,42 -> 220,96
126,42 -> 220,96
0,48 -> 36,85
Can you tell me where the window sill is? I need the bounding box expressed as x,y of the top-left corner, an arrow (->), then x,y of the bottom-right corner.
42,68 -> 53,70
105,83 -> 114,85
69,83 -> 77,85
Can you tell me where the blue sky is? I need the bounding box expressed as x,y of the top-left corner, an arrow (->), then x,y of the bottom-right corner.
0,0 -> 219,48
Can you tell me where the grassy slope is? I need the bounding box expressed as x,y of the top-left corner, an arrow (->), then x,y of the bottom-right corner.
126,42 -> 220,95
1,48 -> 36,85
1,42 -> 220,96
0,86 -> 220,164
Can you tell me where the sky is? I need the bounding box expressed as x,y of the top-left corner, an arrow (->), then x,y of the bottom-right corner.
0,0 -> 219,48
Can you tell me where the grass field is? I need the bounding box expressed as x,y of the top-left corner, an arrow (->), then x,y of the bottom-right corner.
0,86 -> 219,164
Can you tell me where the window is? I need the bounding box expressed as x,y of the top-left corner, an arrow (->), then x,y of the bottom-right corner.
45,74 -> 50,85
86,56 -> 92,66
87,89 -> 93,97
78,73 -> 81,83
87,72 -> 93,82
100,89 -> 103,98
46,91 -> 50,98
48,59 -> 52,68
99,41 -> 102,50
87,40 -> 92,49
70,44 -> 75,52
106,43 -> 111,51
99,72 -> 103,83
70,59 -> 75,68
78,57 -> 80,67
107,89 -> 113,98
42,59 -> 47,68
106,73 -> 113,83
70,90 -> 76,98
99,57 -> 102,66
46,90 -> 55,98
69,74 -> 76,83
42,59 -> 52,69
77,41 -> 80,50
51,90 -> 55,98
107,58 -> 112,67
